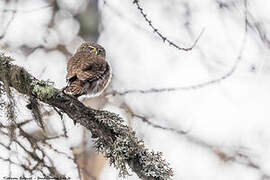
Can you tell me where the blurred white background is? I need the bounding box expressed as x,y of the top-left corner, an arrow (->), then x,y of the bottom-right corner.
1,0 -> 270,179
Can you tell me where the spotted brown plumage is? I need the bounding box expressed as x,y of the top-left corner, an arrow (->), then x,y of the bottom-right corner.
64,42 -> 111,98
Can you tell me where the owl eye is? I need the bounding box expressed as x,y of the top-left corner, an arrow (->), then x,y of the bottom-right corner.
97,49 -> 103,55
88,46 -> 95,52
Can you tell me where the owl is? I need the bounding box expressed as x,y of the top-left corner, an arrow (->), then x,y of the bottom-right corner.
64,42 -> 111,98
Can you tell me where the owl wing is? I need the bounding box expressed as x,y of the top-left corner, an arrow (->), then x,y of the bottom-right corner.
78,55 -> 108,82
66,52 -> 82,82
66,51 -> 108,83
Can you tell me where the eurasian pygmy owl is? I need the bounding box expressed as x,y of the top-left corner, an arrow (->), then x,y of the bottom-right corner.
64,42 -> 111,98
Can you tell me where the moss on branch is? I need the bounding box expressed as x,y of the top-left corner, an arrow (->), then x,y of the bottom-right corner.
0,54 -> 173,180
31,80 -> 55,101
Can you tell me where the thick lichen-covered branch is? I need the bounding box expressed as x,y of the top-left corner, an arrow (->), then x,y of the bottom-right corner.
0,54 -> 173,180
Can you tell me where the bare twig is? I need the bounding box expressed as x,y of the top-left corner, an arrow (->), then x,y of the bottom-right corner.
0,1 -> 54,40
132,0 -> 204,51
134,114 -> 188,135
112,53 -> 241,95
0,3 -> 53,13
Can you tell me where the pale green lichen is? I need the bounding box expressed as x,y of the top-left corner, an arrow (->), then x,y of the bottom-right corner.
31,80 -> 55,101
94,111 -> 173,179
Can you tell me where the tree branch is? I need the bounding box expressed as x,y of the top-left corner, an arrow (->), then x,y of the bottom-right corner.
132,0 -> 204,51
0,54 -> 173,180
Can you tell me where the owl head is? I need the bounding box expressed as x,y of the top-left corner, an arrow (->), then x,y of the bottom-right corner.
76,42 -> 106,57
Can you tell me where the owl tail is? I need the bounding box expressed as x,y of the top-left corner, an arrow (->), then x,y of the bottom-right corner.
63,79 -> 86,98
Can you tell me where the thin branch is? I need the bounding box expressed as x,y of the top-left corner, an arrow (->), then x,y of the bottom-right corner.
0,8 -> 16,39
0,3 -> 53,13
132,0 -> 204,51
112,54 -> 241,95
122,103 -> 188,135
17,126 -> 64,177
0,2 -> 54,40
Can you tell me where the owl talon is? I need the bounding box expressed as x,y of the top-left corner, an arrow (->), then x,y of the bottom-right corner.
63,82 -> 86,98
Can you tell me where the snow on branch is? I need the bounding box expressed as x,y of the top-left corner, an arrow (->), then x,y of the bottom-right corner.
0,54 -> 173,180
